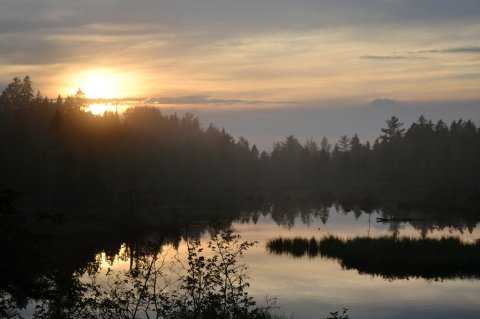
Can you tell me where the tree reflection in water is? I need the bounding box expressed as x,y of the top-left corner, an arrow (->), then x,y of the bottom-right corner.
2,228 -> 290,319
2,189 -> 480,318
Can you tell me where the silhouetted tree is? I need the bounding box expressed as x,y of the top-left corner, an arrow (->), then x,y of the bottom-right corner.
336,135 -> 351,152
0,76 -> 33,110
381,116 -> 405,142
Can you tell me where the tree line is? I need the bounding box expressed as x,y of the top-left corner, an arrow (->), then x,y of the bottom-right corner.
1,76 -> 479,202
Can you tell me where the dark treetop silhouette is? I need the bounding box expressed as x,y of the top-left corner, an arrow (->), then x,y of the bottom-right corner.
1,76 -> 480,211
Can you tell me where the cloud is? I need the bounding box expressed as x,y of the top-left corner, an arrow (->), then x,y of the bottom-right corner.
2,1 -> 480,49
144,95 -> 284,105
69,96 -> 291,106
419,46 -> 480,54
360,46 -> 480,64
361,55 -> 423,60
450,73 -> 480,80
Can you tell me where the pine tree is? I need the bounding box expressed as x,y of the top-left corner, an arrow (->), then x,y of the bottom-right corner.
337,135 -> 351,152
381,116 -> 405,142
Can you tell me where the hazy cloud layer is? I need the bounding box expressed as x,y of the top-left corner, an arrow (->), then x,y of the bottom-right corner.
2,1 -> 480,66
360,55 -> 428,61
419,46 -> 480,54
144,95 -> 283,105
452,73 -> 480,80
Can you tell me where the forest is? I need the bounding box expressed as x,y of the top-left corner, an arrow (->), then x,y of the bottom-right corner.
1,76 -> 480,207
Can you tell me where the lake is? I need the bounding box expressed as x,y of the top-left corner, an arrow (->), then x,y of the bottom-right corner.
85,201 -> 480,319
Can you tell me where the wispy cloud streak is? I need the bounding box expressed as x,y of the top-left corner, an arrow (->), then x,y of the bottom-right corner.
419,46 -> 480,54
361,55 -> 424,60
88,96 -> 287,105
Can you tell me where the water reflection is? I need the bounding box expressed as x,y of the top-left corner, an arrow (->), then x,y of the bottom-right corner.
230,207 -> 480,319
233,194 -> 480,241
2,192 -> 480,318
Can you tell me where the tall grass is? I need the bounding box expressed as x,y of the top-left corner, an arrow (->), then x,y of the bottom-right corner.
267,236 -> 480,280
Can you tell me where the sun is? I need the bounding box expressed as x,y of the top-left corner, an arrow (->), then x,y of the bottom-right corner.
65,68 -> 141,115
79,69 -> 119,99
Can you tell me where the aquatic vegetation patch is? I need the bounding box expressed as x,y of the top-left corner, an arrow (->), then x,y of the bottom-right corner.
267,236 -> 480,280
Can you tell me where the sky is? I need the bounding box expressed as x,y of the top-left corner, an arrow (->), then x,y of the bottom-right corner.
1,0 -> 480,150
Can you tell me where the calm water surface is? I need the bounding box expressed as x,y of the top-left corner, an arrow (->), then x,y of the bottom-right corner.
98,206 -> 480,319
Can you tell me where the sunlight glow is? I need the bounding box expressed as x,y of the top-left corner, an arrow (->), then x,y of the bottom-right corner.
67,68 -> 140,100
79,70 -> 119,99
84,103 -> 131,115
66,68 -> 142,115
85,103 -> 116,115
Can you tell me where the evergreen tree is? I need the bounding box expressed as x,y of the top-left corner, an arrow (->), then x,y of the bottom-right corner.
336,135 -> 351,152
381,116 -> 405,142
0,76 -> 34,110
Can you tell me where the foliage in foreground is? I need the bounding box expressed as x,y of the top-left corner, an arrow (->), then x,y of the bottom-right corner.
2,229 -> 292,319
